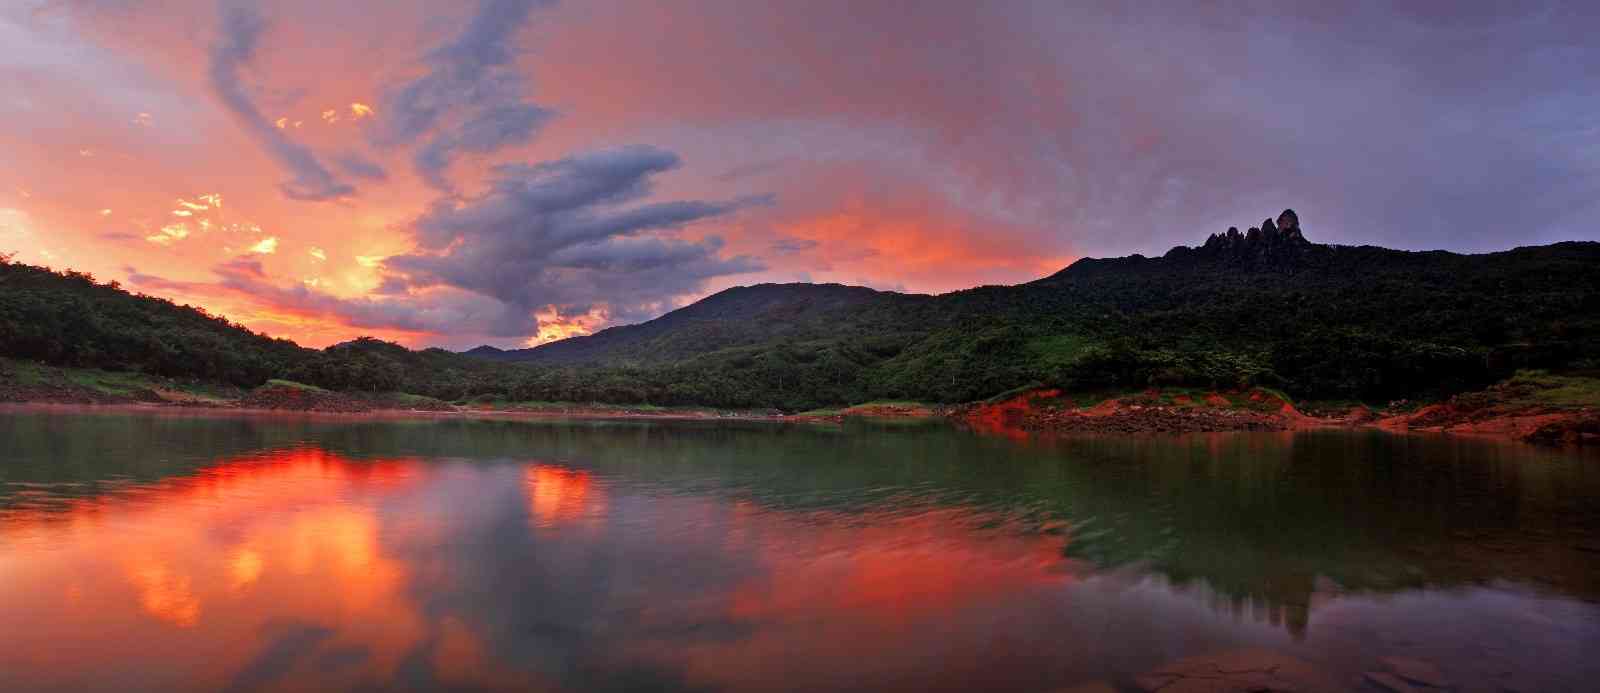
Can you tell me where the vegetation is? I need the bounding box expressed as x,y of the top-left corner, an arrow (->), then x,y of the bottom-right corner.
0,357 -> 239,403
4,224 -> 1599,412
1451,370 -> 1600,411
470,229 -> 1600,410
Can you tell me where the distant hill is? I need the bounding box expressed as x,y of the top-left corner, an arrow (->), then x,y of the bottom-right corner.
470,282 -> 927,366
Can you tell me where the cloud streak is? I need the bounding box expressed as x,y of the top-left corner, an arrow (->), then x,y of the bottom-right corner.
126,258 -> 541,340
207,0 -> 353,201
372,0 -> 556,191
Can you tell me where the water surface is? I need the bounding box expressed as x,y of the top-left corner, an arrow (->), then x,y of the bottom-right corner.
2,410 -> 1597,691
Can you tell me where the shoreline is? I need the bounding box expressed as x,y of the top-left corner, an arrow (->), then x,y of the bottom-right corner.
4,366 -> 1596,445
0,401 -> 793,423
1,389 -> 1594,446
951,386 -> 1598,446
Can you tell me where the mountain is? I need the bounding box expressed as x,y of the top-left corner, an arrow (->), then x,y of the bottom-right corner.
465,209 -> 1600,408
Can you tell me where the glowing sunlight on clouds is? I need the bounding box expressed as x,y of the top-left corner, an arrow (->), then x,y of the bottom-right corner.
9,0 -> 1596,349
247,237 -> 278,255
146,223 -> 190,246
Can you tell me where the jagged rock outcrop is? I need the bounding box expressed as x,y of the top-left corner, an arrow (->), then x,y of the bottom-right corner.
1184,209 -> 1312,269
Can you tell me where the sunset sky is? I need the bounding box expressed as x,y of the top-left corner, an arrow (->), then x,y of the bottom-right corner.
3,1 -> 1598,348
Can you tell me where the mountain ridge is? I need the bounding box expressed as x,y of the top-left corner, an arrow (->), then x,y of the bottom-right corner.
470,209 -> 1600,380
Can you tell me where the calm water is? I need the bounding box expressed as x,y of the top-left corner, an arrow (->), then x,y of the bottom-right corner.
2,410 -> 1598,692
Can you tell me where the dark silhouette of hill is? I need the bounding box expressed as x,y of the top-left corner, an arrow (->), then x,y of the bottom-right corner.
471,283 -> 929,366
462,210 -> 1600,408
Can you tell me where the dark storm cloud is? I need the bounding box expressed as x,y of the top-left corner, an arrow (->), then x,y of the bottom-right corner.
372,0 -> 556,191
383,145 -> 766,322
208,0 -> 353,201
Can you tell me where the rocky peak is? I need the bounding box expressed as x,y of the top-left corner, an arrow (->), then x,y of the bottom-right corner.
1180,209 -> 1313,268
1199,210 -> 1308,249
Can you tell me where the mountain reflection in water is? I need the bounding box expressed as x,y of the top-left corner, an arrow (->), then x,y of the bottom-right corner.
1,411 -> 1597,692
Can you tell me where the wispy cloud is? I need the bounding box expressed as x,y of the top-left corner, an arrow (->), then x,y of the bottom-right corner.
208,0 -> 353,201
371,0 -> 556,191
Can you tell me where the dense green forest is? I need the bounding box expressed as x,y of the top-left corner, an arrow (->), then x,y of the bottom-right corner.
4,212 -> 1599,411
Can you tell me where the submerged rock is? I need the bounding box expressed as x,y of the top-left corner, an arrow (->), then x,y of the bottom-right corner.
1053,681 -> 1117,693
1363,671 -> 1422,693
1134,648 -> 1346,692
1378,656 -> 1450,688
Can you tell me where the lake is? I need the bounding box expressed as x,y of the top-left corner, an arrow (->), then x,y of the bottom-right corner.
2,409 -> 1597,692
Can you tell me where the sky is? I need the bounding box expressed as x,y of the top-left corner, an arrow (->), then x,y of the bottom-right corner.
2,1 -> 1598,349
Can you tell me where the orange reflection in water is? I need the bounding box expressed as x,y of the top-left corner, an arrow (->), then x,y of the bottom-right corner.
663,506 -> 1074,690
1,445 -> 1075,692
726,509 -> 1066,620
0,447 -> 545,691
525,464 -> 604,527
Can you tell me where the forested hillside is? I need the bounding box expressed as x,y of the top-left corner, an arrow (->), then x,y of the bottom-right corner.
0,256 -> 305,386
5,210 -> 1598,411
469,211 -> 1600,408
0,255 -> 504,397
